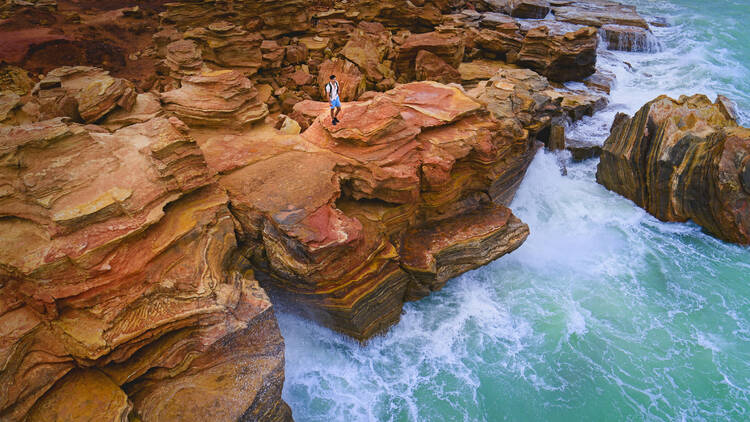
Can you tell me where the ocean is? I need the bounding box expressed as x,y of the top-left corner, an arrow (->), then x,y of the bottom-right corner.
277,1 -> 750,420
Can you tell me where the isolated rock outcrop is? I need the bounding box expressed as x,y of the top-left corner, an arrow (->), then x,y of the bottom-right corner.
0,115 -> 291,421
596,94 -> 750,244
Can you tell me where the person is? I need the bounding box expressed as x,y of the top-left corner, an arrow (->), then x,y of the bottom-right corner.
325,74 -> 342,125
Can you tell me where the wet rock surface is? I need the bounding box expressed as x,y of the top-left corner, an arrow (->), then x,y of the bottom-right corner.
597,94 -> 750,244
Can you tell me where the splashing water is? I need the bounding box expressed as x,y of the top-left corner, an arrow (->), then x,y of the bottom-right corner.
278,1 -> 750,420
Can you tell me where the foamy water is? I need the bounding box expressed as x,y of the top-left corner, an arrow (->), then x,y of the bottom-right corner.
278,1 -> 750,420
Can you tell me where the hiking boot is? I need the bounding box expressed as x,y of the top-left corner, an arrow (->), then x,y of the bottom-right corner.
332,118 -> 338,125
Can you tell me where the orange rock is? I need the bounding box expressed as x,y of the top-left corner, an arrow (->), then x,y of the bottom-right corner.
0,116 -> 290,420
191,81 -> 534,340
25,369 -> 132,422
34,66 -> 136,123
317,58 -> 366,101
340,21 -> 393,84
415,50 -> 461,84
161,69 -> 268,128
395,31 -> 465,81
517,25 -> 598,82
401,203 -> 529,300
597,94 -> 750,244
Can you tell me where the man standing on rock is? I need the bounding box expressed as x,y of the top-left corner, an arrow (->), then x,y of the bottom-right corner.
326,74 -> 342,125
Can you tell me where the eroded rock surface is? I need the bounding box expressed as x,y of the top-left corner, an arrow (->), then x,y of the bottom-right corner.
0,115 -> 291,421
596,94 -> 750,244
191,81 -> 534,340
0,0 -> 658,418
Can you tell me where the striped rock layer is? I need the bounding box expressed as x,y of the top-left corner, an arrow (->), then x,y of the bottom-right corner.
0,116 -> 291,421
596,94 -> 750,244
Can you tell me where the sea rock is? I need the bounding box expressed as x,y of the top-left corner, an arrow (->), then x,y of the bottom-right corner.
566,138 -> 602,161
596,94 -> 750,244
547,88 -> 608,120
415,50 -> 461,84
506,0 -> 550,19
0,117 -> 291,420
193,81 -> 535,340
473,25 -> 524,60
517,25 -> 598,81
600,24 -> 658,52
551,0 -> 649,28
548,123 -> 565,150
583,69 -> 615,94
161,69 -> 269,128
395,31 -> 465,81
400,203 -> 529,300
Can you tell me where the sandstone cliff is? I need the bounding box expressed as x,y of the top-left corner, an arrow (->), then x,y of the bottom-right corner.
596,94 -> 750,244
0,0 -> 657,420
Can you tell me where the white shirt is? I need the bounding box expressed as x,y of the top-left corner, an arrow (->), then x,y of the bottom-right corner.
325,80 -> 339,100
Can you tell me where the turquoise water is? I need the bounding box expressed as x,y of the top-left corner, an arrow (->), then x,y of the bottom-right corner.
278,1 -> 750,420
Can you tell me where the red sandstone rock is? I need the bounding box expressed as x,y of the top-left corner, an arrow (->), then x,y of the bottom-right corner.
517,25 -> 598,82
189,80 -> 534,341
318,59 -> 366,101
597,94 -> 750,244
340,21 -> 394,85
289,99 -> 331,130
161,69 -> 268,128
164,39 -> 207,78
395,31 -> 465,81
0,116 -> 291,421
400,203 -> 529,299
415,50 -> 461,84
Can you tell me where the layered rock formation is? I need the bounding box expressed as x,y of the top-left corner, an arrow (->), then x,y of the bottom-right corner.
190,81 -> 535,340
596,94 -> 750,244
0,114 -> 291,420
0,0 -> 659,419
